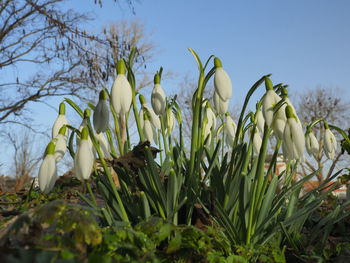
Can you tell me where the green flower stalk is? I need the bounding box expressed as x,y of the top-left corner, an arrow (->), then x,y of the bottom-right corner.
38,141 -> 57,193
52,102 -> 69,138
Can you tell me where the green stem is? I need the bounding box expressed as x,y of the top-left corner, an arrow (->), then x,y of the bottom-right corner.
87,123 -> 129,223
86,181 -> 97,207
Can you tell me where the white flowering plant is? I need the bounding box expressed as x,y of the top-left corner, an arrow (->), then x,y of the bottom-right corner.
37,48 -> 350,250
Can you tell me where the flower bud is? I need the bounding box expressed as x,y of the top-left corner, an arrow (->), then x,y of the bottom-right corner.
38,141 -> 57,193
225,114 -> 237,146
54,125 -> 67,162
283,106 -> 305,161
305,131 -> 319,158
324,124 -> 337,160
74,127 -> 94,181
214,57 -> 232,101
256,110 -> 265,134
111,60 -> 132,115
52,102 -> 69,138
151,73 -> 166,116
93,90 -> 109,133
252,127 -> 262,155
96,132 -> 110,158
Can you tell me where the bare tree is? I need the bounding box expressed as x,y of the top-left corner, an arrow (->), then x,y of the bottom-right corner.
296,86 -> 350,183
0,1 -> 145,126
2,130 -> 41,191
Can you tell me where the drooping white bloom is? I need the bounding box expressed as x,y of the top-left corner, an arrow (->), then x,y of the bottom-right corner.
110,60 -> 132,115
165,108 -> 175,134
214,57 -> 232,101
151,73 -> 166,116
252,128 -> 262,155
38,142 -> 57,194
76,110 -> 93,151
305,131 -> 319,158
213,91 -> 229,114
225,114 -> 237,146
205,105 -> 217,131
262,90 -> 281,128
93,90 -> 109,133
54,126 -> 67,162
271,103 -> 287,140
256,110 -> 265,133
142,118 -> 156,143
96,132 -> 110,158
324,126 -> 337,160
144,105 -> 161,130
283,106 -> 305,161
52,102 -> 69,138
74,127 -> 94,181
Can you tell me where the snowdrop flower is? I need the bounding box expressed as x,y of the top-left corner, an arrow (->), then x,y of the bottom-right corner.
74,127 -> 94,181
93,90 -> 109,133
225,114 -> 237,146
151,73 -> 166,116
139,95 -> 161,130
214,57 -> 232,101
52,102 -> 69,138
142,114 -> 156,143
256,109 -> 265,134
202,104 -> 216,144
324,123 -> 337,160
96,132 -> 110,158
271,103 -> 287,140
283,106 -> 305,161
213,90 -> 229,115
251,127 -> 262,155
165,107 -> 175,134
110,59 -> 132,115
262,77 -> 281,127
38,141 -> 57,194
76,109 -> 93,150
54,125 -> 67,162
305,130 -> 319,158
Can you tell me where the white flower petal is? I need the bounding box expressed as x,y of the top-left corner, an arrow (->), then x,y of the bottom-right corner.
262,90 -> 281,127
75,139 -> 94,181
214,67 -> 232,101
256,110 -> 265,133
52,115 -> 68,138
93,99 -> 109,133
54,134 -> 67,162
38,154 -> 57,194
111,74 -> 132,115
213,91 -> 228,114
151,84 -> 166,116
96,132 -> 110,158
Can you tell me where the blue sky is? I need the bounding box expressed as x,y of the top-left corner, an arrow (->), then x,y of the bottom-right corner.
64,0 -> 350,104
2,0 -> 350,174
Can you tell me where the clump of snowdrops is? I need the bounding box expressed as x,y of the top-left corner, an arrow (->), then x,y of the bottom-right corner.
38,48 -> 350,247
